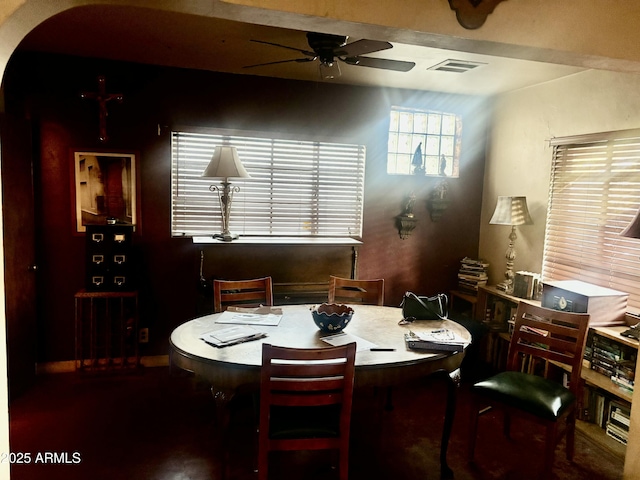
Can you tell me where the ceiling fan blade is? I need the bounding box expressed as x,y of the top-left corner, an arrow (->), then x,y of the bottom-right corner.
250,39 -> 316,58
342,56 -> 415,72
243,57 -> 316,69
334,39 -> 392,57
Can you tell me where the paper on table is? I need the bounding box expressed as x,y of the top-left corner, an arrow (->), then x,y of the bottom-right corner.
321,332 -> 376,352
404,328 -> 469,353
215,309 -> 282,326
199,325 -> 266,347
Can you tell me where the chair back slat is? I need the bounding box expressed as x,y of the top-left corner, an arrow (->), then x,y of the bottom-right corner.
328,275 -> 384,306
270,362 -> 347,376
270,376 -> 345,391
270,392 -> 345,407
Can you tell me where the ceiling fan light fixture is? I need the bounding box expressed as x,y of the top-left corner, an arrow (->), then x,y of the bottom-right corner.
319,61 -> 341,79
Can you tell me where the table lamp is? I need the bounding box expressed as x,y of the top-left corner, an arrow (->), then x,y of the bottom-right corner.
621,207 -> 640,239
489,196 -> 533,294
202,146 -> 250,242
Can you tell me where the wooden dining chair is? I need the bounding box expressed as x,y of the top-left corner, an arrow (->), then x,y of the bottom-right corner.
258,342 -> 356,480
468,302 -> 590,477
213,276 -> 274,313
328,275 -> 384,305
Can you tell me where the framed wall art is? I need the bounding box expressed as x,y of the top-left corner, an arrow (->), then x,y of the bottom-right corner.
72,150 -> 139,233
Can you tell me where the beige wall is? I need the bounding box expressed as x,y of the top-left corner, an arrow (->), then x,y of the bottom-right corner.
480,69 -> 640,283
480,68 -> 640,479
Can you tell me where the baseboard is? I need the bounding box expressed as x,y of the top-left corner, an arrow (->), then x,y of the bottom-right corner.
36,355 -> 170,374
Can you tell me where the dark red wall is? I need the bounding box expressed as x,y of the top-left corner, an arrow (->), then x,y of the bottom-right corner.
3,52 -> 488,362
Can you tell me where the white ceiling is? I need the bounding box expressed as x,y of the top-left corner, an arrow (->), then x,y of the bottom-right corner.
16,5 -> 585,97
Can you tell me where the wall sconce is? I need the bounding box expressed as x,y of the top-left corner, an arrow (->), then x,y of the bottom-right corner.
396,192 -> 418,239
201,146 -> 251,242
428,179 -> 450,222
489,196 -> 533,294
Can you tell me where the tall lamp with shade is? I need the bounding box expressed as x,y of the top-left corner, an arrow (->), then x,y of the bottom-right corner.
621,208 -> 640,239
201,146 -> 250,242
489,196 -> 534,294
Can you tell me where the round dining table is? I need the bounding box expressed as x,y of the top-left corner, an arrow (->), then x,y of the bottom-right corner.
169,304 -> 471,479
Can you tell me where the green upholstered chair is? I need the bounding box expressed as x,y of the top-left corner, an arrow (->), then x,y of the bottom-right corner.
258,342 -> 356,480
468,302 -> 590,477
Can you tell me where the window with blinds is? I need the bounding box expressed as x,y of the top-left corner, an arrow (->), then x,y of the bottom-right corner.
171,129 -> 366,239
543,128 -> 640,312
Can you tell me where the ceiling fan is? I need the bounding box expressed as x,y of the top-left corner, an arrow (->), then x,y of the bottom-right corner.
244,32 -> 415,79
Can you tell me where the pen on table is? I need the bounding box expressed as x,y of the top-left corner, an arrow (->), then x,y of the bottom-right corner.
370,347 -> 395,351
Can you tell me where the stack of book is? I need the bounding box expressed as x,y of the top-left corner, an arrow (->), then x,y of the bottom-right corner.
457,257 -> 489,294
607,400 -> 631,445
588,332 -> 636,393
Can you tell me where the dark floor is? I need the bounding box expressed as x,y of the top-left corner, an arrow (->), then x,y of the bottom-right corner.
8,365 -> 624,480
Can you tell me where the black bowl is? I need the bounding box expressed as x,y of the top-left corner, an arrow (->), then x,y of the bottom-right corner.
311,303 -> 354,332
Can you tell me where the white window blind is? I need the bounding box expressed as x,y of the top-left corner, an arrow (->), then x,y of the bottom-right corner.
171,129 -> 365,239
543,128 -> 640,312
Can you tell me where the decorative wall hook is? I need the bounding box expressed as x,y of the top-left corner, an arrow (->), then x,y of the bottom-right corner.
397,192 -> 418,239
428,179 -> 450,222
448,0 -> 508,29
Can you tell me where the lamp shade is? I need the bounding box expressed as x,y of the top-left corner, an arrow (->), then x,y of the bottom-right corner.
489,196 -> 533,226
621,208 -> 640,239
201,146 -> 250,180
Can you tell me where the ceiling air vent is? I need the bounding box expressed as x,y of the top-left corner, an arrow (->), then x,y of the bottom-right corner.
427,59 -> 486,73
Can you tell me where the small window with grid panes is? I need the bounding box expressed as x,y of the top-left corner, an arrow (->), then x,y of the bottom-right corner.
387,106 -> 461,177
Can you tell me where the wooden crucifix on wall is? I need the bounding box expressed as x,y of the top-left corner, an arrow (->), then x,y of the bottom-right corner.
80,75 -> 124,143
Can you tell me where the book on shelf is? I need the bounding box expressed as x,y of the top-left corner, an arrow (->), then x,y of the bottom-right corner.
608,400 -> 631,431
582,383 -> 632,434
483,299 -> 510,332
606,399 -> 630,444
587,332 -> 637,391
513,271 -> 540,300
606,422 -> 628,445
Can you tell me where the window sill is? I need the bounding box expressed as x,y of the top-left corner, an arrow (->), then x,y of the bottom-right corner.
192,236 -> 362,246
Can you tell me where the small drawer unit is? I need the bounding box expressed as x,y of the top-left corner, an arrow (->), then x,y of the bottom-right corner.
85,224 -> 135,292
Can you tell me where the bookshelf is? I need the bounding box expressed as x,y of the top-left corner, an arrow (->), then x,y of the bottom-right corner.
578,325 -> 637,459
475,285 -> 637,461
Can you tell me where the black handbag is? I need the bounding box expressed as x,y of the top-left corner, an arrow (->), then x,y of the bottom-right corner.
401,291 -> 449,320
